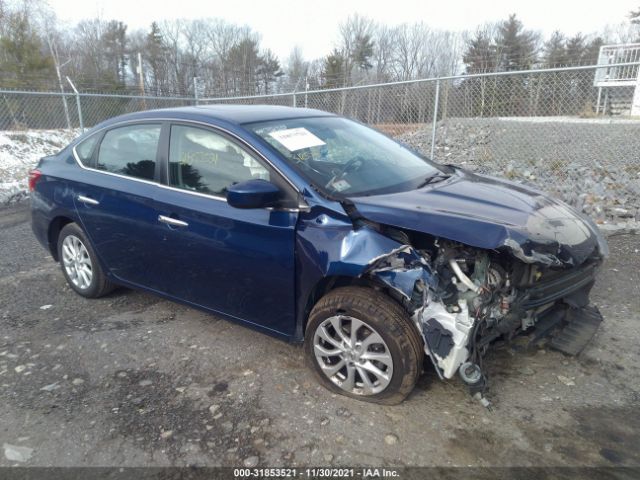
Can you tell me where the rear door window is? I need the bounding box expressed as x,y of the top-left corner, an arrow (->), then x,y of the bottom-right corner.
96,124 -> 161,181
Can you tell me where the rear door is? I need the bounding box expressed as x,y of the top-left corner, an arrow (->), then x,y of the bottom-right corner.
153,123 -> 299,335
72,122 -> 166,290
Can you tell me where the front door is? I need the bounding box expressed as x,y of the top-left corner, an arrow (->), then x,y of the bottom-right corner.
153,123 -> 298,336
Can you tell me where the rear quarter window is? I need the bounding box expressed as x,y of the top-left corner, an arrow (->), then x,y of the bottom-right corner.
75,134 -> 100,166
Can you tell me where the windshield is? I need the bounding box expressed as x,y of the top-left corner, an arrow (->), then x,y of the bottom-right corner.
246,116 -> 440,196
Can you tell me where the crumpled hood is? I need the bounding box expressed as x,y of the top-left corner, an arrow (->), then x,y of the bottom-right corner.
349,169 -> 608,267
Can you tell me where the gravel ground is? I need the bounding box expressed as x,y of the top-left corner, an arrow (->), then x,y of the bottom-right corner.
0,202 -> 639,468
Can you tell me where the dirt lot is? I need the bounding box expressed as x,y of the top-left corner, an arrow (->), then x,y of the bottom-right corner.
0,201 -> 639,468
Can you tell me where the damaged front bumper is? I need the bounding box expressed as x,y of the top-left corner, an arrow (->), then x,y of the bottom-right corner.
362,237 -> 604,387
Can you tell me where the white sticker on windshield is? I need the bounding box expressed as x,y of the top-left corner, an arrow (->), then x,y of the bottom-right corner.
269,127 -> 325,152
329,179 -> 351,192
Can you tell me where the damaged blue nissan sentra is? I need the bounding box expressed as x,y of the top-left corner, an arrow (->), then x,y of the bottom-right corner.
30,105 -> 608,404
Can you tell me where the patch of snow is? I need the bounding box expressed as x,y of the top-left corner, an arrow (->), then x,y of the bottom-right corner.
0,129 -> 79,204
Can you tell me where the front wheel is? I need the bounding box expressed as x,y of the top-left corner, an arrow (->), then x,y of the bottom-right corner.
57,222 -> 114,298
304,286 -> 424,405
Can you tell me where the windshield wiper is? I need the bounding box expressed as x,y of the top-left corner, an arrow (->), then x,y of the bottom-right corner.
415,172 -> 451,189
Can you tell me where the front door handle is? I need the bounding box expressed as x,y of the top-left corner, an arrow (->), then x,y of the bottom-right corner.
158,215 -> 188,228
77,195 -> 99,206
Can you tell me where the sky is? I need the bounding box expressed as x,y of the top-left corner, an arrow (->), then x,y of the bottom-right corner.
46,0 -> 639,60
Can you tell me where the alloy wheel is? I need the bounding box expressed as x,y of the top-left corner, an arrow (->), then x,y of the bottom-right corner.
61,234 -> 93,290
313,315 -> 394,395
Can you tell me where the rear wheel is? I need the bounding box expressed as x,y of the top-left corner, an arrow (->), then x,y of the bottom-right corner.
57,222 -> 114,298
304,286 -> 424,405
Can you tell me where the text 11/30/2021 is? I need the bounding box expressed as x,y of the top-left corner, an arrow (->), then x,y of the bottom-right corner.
233,467 -> 401,478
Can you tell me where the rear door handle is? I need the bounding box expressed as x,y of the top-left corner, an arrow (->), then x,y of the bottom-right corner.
158,215 -> 188,228
77,195 -> 99,206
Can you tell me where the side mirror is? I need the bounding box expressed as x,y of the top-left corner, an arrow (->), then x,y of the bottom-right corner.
227,179 -> 282,209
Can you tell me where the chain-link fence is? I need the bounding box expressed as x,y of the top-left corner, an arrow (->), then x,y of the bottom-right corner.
1,63 -> 640,221
0,90 -> 194,131
201,63 -> 640,222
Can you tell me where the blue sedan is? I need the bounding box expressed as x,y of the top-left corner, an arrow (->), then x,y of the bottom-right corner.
30,105 -> 608,404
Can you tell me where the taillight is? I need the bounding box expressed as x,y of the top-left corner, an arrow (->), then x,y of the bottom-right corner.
28,169 -> 42,192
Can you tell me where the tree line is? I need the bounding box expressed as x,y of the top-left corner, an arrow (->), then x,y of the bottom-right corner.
0,0 -> 639,97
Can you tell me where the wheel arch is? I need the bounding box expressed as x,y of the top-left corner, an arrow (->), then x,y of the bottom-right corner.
298,274 -> 414,340
48,215 -> 75,261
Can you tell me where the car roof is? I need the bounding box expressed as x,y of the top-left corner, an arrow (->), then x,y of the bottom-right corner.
107,104 -> 336,126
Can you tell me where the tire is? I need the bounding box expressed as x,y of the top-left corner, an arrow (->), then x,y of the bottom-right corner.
57,222 -> 114,298
304,286 -> 424,405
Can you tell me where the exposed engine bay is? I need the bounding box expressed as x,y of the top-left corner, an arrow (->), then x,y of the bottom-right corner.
360,222 -> 605,400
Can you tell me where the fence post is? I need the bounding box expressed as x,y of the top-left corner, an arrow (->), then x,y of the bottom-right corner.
632,67 -> 640,116
430,79 -> 440,161
66,77 -> 84,132
193,77 -> 199,106
292,92 -> 297,108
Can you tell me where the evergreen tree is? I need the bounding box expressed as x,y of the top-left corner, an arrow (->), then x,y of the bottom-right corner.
629,7 -> 640,41
496,14 -> 539,71
0,10 -> 53,88
583,37 -> 604,65
463,29 -> 498,73
543,31 -> 567,67
145,22 -> 168,95
338,14 -> 375,83
323,49 -> 346,88
492,15 -> 540,116
351,33 -> 374,71
227,37 -> 261,95
256,49 -> 283,94
102,20 -> 128,87
565,33 -> 586,65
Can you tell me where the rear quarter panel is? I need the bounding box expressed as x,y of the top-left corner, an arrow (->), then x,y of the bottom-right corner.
31,150 -> 81,257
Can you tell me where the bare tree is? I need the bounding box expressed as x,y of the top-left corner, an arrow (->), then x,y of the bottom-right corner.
32,1 -> 73,126
159,19 -> 189,95
338,14 -> 376,85
70,19 -> 106,88
393,23 -> 453,80
286,45 -> 308,91
372,24 -> 396,82
1,3 -> 635,100
226,28 -> 262,95
601,21 -> 640,44
183,20 -> 209,83
205,19 -> 242,95
0,0 -> 7,36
